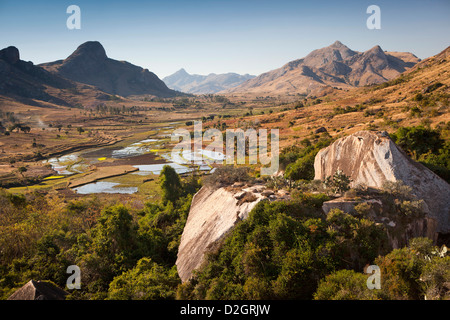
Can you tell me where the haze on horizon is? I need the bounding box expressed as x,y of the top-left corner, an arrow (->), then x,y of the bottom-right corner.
0,0 -> 449,79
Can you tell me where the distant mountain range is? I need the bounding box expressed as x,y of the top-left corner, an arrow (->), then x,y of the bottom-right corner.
225,41 -> 420,96
0,40 -> 422,105
163,68 -> 255,94
39,41 -> 178,98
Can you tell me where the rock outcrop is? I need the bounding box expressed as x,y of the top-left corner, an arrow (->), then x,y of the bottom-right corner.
314,131 -> 450,235
0,46 -> 20,64
176,184 -> 289,282
0,46 -> 73,103
8,280 -> 68,300
322,196 -> 437,247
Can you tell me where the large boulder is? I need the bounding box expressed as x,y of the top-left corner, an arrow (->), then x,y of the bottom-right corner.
176,184 -> 281,282
314,131 -> 450,235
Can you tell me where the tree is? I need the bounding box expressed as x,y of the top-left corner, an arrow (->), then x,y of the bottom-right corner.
374,247 -> 424,300
17,166 -> 27,178
324,170 -> 352,194
390,126 -> 443,160
77,127 -> 84,135
285,152 -> 316,181
8,124 -> 17,132
419,256 -> 450,300
75,204 -> 139,291
159,165 -> 182,204
107,258 -> 180,300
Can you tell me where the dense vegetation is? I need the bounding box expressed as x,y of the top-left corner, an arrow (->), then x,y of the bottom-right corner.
177,198 -> 388,299
390,125 -> 450,183
0,166 -> 200,300
1,126 -> 449,300
176,183 -> 448,300
282,134 -> 333,182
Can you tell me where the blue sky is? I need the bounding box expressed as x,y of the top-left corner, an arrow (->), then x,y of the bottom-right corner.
0,0 -> 449,78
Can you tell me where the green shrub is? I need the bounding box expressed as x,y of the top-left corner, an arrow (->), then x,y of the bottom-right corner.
323,170 -> 352,194
391,126 -> 444,159
419,256 -> 450,300
314,269 -> 378,300
107,258 -> 180,300
285,152 -> 316,181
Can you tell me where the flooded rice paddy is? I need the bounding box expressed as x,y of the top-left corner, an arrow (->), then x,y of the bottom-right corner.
43,126 -> 224,194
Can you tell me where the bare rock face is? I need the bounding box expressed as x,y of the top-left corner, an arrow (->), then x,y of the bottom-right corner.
314,131 -> 450,234
322,198 -> 365,215
176,184 -> 286,282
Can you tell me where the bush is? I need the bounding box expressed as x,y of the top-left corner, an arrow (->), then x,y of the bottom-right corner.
107,258 -> 180,300
285,152 -> 316,181
418,140 -> 450,183
6,193 -> 27,207
177,197 -> 389,300
323,170 -> 352,194
390,126 -> 444,159
419,256 -> 450,300
283,138 -> 333,182
314,269 -> 378,300
381,181 -> 413,199
374,247 -> 424,299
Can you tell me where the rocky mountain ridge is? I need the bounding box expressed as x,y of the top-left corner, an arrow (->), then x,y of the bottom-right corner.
40,41 -> 178,98
226,41 -> 420,96
0,46 -> 74,105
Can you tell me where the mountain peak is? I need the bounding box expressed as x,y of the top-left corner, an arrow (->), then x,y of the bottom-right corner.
176,68 -> 189,75
68,41 -> 107,62
331,40 -> 345,48
302,41 -> 356,68
40,41 -> 177,97
365,45 -> 386,58
0,46 -> 20,64
368,45 -> 384,53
